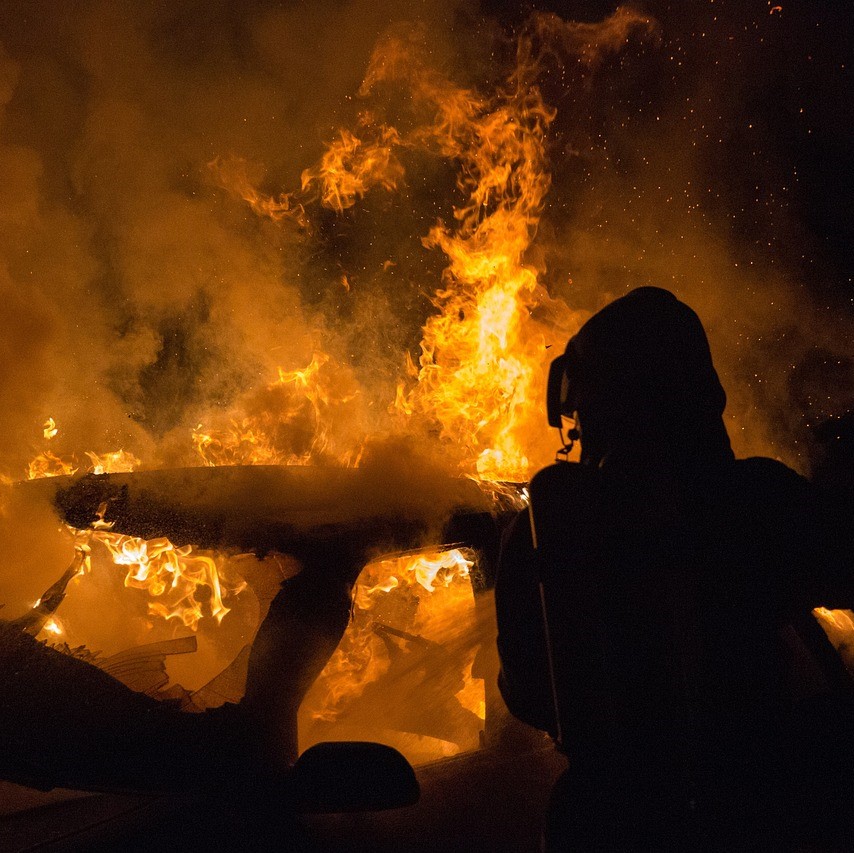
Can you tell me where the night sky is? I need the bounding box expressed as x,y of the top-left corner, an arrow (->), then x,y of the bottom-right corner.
492,0 -> 854,296
487,0 -> 854,457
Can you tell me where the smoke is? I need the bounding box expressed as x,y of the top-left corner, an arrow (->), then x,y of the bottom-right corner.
0,2 -> 850,639
0,0 -> 458,481
0,0 -> 847,480
533,2 -> 854,467
0,487 -> 77,615
524,6 -> 661,73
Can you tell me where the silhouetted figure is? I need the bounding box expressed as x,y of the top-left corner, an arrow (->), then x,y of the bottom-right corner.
496,287 -> 854,850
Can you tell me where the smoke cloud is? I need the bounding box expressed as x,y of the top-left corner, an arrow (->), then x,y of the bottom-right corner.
0,1 -> 851,640
0,0 -> 849,483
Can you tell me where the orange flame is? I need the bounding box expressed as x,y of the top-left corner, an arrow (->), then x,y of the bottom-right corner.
42,616 -> 63,637
282,24 -> 581,481
15,11 -> 661,654
192,352 -> 364,467
814,607 -> 854,671
26,450 -> 78,480
207,155 -> 308,227
27,419 -> 142,480
86,529 -> 245,631
301,125 -> 405,213
308,547 -> 481,728
209,11 -> 658,482
84,449 -> 141,475
27,448 -> 141,479
23,427 -> 243,631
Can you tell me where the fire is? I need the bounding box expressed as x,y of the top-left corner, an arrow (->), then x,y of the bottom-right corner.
231,23 -> 585,482
355,547 -> 474,603
75,503 -> 245,631
8,10 -> 661,749
24,424 -> 239,631
813,607 -> 854,671
207,155 -> 307,227
26,450 -> 78,481
204,13 -> 659,482
42,617 -> 63,636
27,419 -> 141,480
84,528 -> 245,631
303,546 -> 484,760
27,419 -> 77,479
84,450 -> 141,476
192,352 -> 364,468
301,125 -> 405,213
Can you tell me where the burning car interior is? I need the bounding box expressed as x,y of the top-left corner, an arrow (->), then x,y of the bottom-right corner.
1,1 -> 853,850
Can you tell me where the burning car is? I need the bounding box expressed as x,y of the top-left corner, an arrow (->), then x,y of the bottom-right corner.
0,462 -> 562,851
1,0 -> 852,849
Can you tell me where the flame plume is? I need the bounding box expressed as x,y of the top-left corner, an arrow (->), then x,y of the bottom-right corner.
26,451 -> 78,481
286,22 -> 587,481
301,125 -> 405,213
11,9 -> 666,689
24,422 -> 241,632
205,9 -> 659,481
88,530 -> 243,631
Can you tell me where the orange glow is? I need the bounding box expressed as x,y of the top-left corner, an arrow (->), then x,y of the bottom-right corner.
301,125 -> 404,213
192,352 -> 364,468
27,449 -> 139,479
814,607 -> 854,671
42,617 -> 63,636
84,450 -> 141,475
23,426 -> 246,632
27,420 -> 141,480
291,25 -> 577,482
207,155 -> 308,227
26,450 -> 78,481
12,13 -> 662,728
305,546 -> 484,753
86,529 -> 245,631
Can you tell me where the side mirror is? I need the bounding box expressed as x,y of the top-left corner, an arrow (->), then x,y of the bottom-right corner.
290,741 -> 419,813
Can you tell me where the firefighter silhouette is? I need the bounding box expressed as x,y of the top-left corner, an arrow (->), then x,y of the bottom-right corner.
496,287 -> 854,850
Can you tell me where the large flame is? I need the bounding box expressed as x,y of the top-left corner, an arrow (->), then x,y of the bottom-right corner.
13,10 -> 657,728
281,23 -> 580,482
8,9 -> 748,759
4,7 -> 848,780
25,422 -> 242,632
211,12 -> 656,481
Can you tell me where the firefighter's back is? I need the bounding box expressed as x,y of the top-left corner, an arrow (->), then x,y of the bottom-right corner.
527,456 -> 854,850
